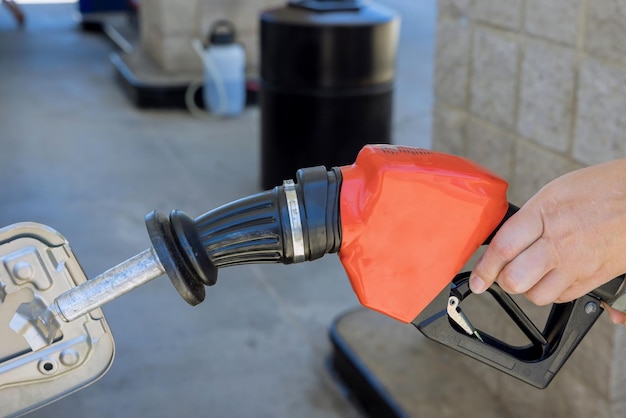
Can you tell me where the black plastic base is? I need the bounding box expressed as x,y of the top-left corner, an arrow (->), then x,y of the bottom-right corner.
78,11 -> 196,109
110,52 -> 259,109
81,11 -> 258,110
328,309 -> 408,418
327,308 -> 509,418
111,52 -> 194,109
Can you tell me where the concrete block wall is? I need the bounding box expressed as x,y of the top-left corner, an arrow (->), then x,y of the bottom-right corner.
140,0 -> 204,73
140,0 -> 284,75
434,1 -> 626,416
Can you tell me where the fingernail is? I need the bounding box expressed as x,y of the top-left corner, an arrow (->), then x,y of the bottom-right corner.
469,275 -> 487,294
608,311 -> 622,324
601,302 -> 623,324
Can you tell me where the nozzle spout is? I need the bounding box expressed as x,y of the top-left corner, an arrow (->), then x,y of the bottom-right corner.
46,167 -> 343,325
146,166 -> 343,306
54,248 -> 165,322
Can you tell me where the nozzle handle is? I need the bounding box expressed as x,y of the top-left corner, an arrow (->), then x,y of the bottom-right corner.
414,272 -> 604,388
414,203 -> 626,388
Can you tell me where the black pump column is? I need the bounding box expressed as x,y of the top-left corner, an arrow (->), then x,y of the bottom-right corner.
259,0 -> 399,189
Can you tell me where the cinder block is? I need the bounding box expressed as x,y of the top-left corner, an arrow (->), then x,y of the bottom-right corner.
159,35 -> 204,73
140,0 -> 164,60
438,0 -> 470,19
140,26 -> 169,70
432,101 -> 467,155
154,0 -> 202,37
517,40 -> 576,153
139,0 -> 204,72
573,59 -> 626,165
139,0 -> 161,32
586,0 -> 626,66
466,118 -> 514,179
511,140 -> 581,204
524,0 -> 582,46
470,27 -> 520,130
434,18 -> 471,108
140,23 -> 161,62
142,0 -> 202,37
470,0 -> 523,31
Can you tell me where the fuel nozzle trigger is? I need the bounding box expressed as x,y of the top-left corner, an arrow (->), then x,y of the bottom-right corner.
412,203 -> 626,389
447,294 -> 483,342
414,272 -> 607,388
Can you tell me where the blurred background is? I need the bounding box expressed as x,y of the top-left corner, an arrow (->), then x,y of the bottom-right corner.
2,0 -> 626,417
0,1 -> 435,417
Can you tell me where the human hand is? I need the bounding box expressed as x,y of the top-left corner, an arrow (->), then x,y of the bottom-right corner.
469,159 -> 626,324
603,302 -> 626,325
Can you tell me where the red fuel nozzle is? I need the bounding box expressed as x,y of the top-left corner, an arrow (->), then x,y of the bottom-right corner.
53,145 -> 508,326
144,145 -> 508,323
337,145 -> 509,323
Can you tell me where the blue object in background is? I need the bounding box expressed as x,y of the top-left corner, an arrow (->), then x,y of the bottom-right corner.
79,0 -> 128,14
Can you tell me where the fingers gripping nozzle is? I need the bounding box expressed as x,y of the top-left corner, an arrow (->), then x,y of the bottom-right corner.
146,166 -> 342,306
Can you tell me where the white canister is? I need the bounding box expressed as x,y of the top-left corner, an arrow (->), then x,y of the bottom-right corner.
200,21 -> 246,116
